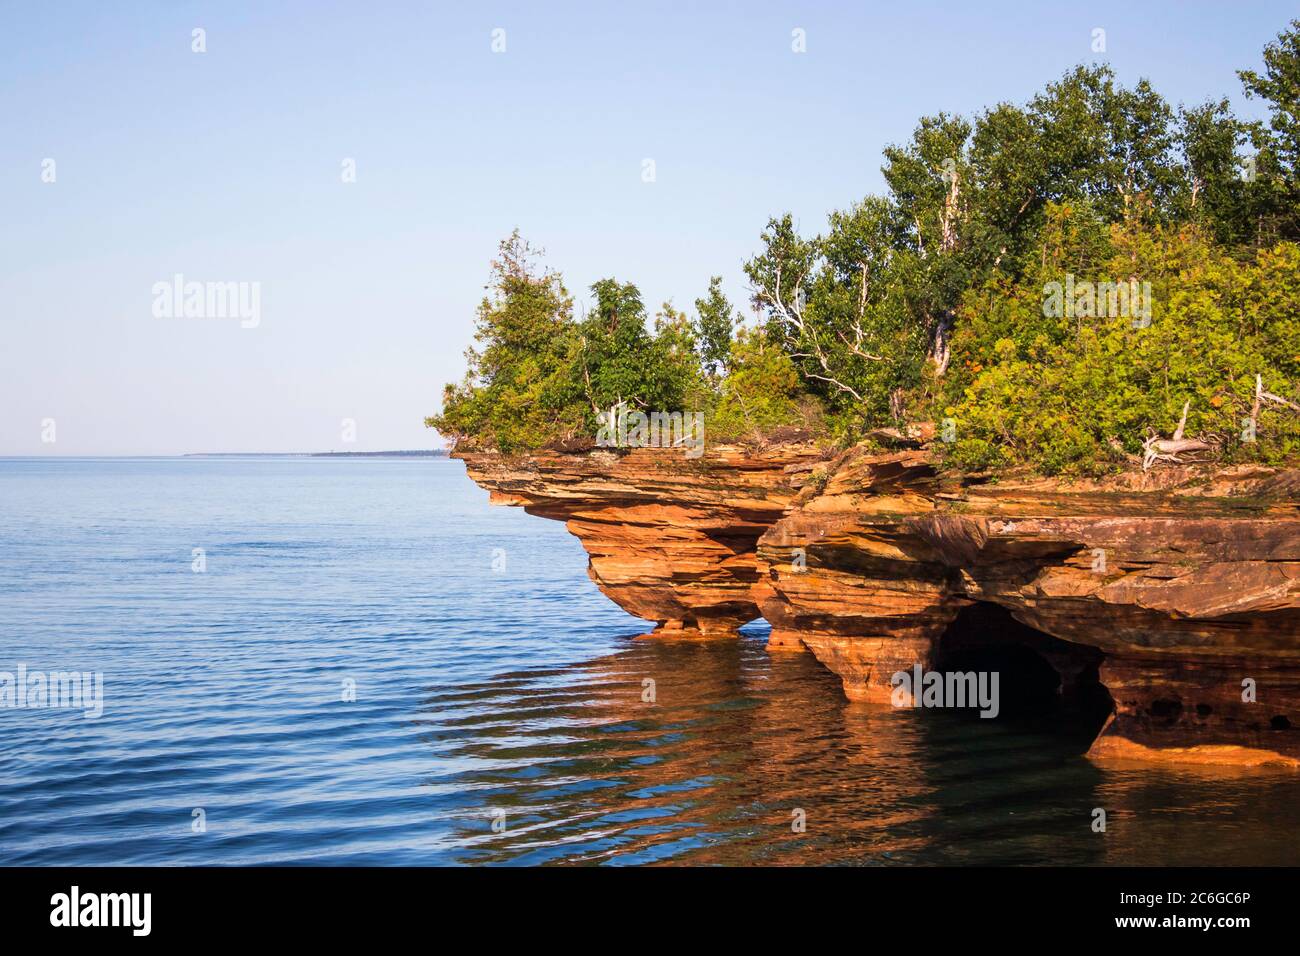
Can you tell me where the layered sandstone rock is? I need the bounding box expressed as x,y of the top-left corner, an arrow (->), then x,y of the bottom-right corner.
456,441 -> 1300,767
455,443 -> 827,634
757,448 -> 1300,766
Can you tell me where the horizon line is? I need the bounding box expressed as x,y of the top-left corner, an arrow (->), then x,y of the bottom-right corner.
0,449 -> 451,459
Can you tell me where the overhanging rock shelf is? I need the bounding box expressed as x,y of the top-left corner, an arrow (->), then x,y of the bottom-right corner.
456,444 -> 1300,768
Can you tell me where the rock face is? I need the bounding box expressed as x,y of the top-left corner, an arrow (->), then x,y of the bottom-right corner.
455,443 -> 1300,767
757,448 -> 1300,766
456,444 -> 826,634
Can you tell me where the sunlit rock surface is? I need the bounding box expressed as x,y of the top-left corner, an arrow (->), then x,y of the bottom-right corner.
457,444 -> 826,635
456,443 -> 1300,767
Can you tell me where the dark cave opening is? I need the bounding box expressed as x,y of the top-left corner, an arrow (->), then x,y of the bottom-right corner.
931,602 -> 1114,749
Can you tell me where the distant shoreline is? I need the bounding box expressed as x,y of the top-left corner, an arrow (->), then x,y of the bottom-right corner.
0,451 -> 452,459
183,450 -> 449,458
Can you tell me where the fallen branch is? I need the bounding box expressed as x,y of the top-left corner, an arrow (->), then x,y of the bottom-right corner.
1141,400 -> 1217,471
1258,373 -> 1300,412
1244,374 -> 1299,442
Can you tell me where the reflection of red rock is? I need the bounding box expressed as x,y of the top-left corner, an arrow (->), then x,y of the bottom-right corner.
456,444 -> 1300,768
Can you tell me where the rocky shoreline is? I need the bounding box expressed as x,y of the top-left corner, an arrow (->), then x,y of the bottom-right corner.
456,443 -> 1300,768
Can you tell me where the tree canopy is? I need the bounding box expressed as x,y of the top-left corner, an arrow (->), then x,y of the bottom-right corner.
431,20 -> 1300,474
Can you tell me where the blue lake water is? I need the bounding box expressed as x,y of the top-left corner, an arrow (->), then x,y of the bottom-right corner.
1,457 -> 1298,865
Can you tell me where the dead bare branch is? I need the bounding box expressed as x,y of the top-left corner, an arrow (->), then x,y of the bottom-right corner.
1141,400 -> 1216,470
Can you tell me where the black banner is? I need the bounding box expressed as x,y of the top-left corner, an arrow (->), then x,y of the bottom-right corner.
0,866 -> 1283,942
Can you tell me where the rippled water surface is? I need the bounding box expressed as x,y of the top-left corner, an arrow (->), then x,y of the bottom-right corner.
2,457 -> 1298,865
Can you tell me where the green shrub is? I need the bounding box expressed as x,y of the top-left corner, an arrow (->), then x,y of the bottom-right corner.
709,327 -> 812,441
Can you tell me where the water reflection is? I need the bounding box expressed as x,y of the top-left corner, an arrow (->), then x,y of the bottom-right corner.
423,630 -> 1300,866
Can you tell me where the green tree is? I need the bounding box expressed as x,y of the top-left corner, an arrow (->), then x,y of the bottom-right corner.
744,208 -> 924,429
576,280 -> 699,416
1177,99 -> 1253,244
426,231 -> 584,452
693,277 -> 735,377
433,21 -> 1300,471
709,326 -> 809,441
1239,18 -> 1300,240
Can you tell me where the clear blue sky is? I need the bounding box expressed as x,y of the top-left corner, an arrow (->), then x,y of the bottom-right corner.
2,1 -> 1294,454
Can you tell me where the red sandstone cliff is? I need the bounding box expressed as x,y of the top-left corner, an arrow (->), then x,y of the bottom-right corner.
457,443 -> 828,634
454,443 -> 1300,768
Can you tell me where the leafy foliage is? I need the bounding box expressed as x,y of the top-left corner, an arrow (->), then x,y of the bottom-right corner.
945,212 -> 1300,474
433,21 -> 1300,473
429,235 -> 759,451
426,232 -> 585,453
693,277 -> 735,377
708,327 -> 810,441
1239,19 -> 1300,240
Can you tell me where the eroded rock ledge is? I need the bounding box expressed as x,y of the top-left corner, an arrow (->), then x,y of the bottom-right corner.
457,444 -> 827,634
455,443 -> 1300,768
